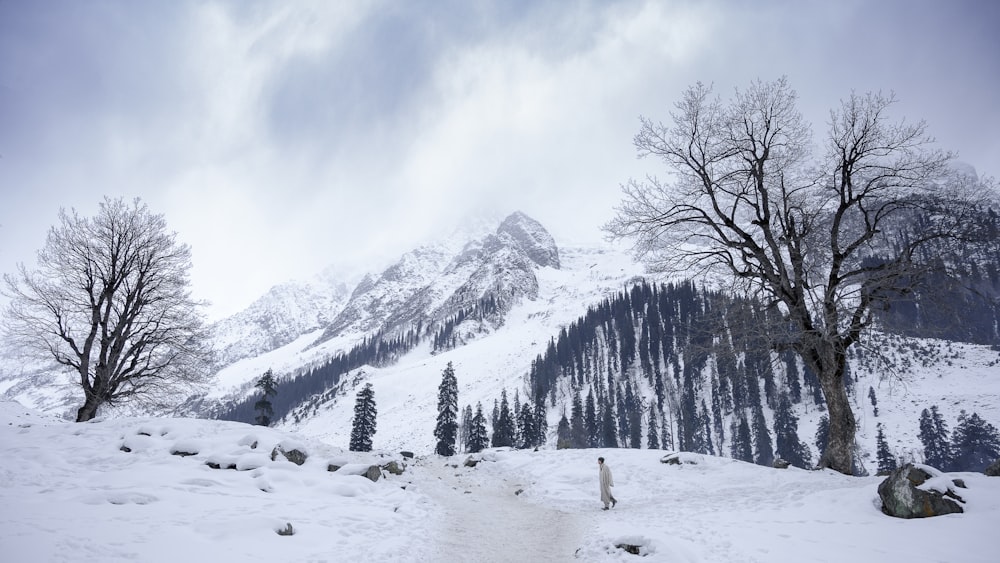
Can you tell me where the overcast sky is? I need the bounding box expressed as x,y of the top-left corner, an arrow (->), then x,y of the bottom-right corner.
2,0 -> 998,321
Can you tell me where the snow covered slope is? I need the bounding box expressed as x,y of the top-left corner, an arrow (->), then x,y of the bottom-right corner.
4,401 -> 999,563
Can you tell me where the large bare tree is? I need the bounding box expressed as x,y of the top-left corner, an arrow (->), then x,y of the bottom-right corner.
607,78 -> 993,474
3,197 -> 210,421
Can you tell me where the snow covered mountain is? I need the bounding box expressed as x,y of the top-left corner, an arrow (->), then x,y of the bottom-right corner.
312,211 -> 561,346
3,211 -> 998,479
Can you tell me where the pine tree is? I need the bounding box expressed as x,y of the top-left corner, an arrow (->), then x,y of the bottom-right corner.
534,400 -> 548,447
491,389 -> 514,448
730,413 -> 753,463
950,411 -> 1000,472
467,402 -> 490,453
875,423 -> 897,475
570,390 -> 585,448
556,411 -> 572,449
349,383 -> 377,452
773,393 -> 811,469
918,406 -> 952,469
600,400 -> 618,448
815,415 -> 829,456
518,401 -> 537,449
585,389 -> 599,447
752,401 -> 774,466
434,362 -> 459,456
254,369 -> 278,426
647,404 -> 660,449
868,386 -> 879,417
459,404 -> 473,453
700,399 -> 715,455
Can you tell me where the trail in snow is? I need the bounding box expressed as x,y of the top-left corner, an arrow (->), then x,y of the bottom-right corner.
409,456 -> 585,562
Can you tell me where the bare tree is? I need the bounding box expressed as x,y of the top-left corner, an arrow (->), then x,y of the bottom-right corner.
607,78 -> 994,474
3,197 -> 210,421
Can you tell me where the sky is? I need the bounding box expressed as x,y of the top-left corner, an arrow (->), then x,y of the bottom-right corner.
1,0 -> 998,321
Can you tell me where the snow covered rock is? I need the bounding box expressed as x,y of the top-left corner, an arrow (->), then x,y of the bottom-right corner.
270,443 -> 308,466
986,459 -> 1000,477
878,464 -> 966,518
496,211 -> 560,269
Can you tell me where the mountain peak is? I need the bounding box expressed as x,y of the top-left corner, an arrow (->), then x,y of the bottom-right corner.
497,211 -> 560,269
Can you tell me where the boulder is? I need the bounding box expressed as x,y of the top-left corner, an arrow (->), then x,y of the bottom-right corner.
332,463 -> 383,482
985,459 -> 1000,477
878,464 -> 965,518
772,458 -> 790,469
464,455 -> 481,468
382,460 -> 405,475
400,451 -> 415,459
270,445 -> 307,466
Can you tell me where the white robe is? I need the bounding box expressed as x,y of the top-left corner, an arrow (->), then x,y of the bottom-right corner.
599,463 -> 615,505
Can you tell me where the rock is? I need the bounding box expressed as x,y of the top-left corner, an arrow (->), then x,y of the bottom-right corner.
773,458 -> 790,469
660,452 -> 699,465
270,444 -> 307,465
985,459 -> 1000,477
327,464 -> 341,472
276,523 -> 295,536
382,460 -> 405,475
364,465 -> 382,482
616,543 -> 642,555
464,455 -> 481,468
878,464 -> 965,518
400,451 -> 414,459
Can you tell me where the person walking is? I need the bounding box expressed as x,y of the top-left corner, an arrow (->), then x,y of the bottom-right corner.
598,457 -> 617,510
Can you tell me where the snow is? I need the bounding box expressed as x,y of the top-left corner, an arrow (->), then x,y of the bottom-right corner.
4,400 -> 999,563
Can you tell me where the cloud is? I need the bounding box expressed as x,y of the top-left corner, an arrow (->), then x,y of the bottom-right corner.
1,0 -> 997,321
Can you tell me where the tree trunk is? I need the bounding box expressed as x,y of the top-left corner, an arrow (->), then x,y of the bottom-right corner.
76,394 -> 102,422
816,368 -> 857,474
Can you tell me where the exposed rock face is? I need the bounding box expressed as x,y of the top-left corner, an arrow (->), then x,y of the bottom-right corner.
878,464 -> 965,518
311,211 -> 561,346
496,211 -> 560,269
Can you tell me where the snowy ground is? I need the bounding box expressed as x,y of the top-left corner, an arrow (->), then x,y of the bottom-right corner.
4,401 -> 998,563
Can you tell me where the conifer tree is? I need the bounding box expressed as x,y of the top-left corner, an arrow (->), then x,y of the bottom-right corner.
556,411 -> 572,449
534,400 -> 548,447
752,401 -> 774,466
254,369 -> 278,426
434,362 -> 459,456
661,405 -> 674,451
875,423 -> 897,475
349,383 -> 377,452
700,399 -> 715,455
773,393 -> 811,468
570,390 -> 586,448
950,411 -> 1000,472
459,404 -> 473,452
600,402 -> 618,448
491,389 -> 515,448
518,401 -> 537,449
585,389 -> 599,447
647,404 -> 660,449
815,415 -> 830,456
467,402 -> 490,453
730,414 -> 754,463
512,390 -> 523,447
918,406 -> 952,469
868,386 -> 879,417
